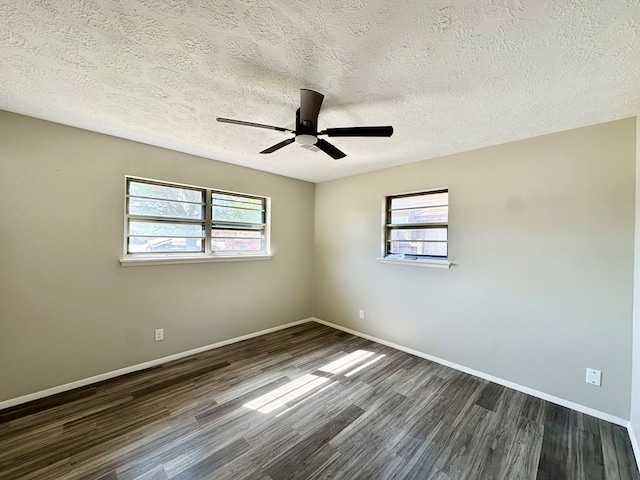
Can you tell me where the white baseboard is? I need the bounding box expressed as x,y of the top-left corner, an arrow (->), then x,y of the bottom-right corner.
312,317 -> 629,427
1,316 -> 633,440
0,318 -> 314,411
3,316 -> 638,473
628,424 -> 640,473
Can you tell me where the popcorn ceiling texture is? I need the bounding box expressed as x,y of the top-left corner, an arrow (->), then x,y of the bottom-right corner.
1,0 -> 639,182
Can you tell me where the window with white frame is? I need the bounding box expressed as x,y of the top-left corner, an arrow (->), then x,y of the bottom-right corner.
384,189 -> 448,259
125,177 -> 269,257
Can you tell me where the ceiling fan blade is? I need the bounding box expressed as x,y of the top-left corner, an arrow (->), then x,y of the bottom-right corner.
217,117 -> 293,133
299,89 -> 324,130
260,137 -> 295,154
320,126 -> 394,137
315,139 -> 346,160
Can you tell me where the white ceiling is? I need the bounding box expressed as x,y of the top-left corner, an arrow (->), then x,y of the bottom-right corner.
1,1 -> 639,183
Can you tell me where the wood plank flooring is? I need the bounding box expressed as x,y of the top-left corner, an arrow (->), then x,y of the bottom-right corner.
0,322 -> 637,480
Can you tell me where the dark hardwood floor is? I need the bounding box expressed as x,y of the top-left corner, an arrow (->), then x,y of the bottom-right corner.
0,322 -> 637,480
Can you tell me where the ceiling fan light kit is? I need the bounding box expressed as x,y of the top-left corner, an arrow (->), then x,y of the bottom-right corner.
295,134 -> 317,145
217,89 -> 394,160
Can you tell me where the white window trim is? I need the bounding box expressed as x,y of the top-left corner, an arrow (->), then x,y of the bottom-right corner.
376,256 -> 451,268
120,254 -> 273,267
380,188 -> 450,268
120,176 -> 272,266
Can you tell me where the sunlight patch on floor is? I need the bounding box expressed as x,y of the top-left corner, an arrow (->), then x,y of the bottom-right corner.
244,349 -> 386,414
344,354 -> 386,377
318,350 -> 375,374
243,374 -> 330,413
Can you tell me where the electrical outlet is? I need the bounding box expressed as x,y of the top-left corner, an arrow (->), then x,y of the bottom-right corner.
586,368 -> 601,386
154,328 -> 164,342
358,309 -> 365,319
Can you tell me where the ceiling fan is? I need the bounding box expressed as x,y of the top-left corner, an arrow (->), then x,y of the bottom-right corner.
216,89 -> 394,160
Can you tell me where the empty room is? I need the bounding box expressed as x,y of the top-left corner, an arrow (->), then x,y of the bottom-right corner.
1,1 -> 640,479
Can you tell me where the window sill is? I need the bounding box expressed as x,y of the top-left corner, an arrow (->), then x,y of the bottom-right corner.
377,257 -> 451,269
120,254 -> 273,267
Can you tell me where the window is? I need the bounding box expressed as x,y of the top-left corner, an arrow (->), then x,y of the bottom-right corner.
384,189 -> 448,259
124,177 -> 269,261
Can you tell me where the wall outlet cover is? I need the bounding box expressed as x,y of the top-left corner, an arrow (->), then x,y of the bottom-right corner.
586,368 -> 601,386
154,328 -> 164,342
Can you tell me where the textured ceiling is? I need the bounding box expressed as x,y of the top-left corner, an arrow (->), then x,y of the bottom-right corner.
1,1 -> 639,182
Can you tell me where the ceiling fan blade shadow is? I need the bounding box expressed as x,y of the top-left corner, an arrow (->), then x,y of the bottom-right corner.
217,117 -> 293,133
320,126 -> 394,137
260,137 -> 295,154
315,139 -> 346,160
300,89 -> 324,130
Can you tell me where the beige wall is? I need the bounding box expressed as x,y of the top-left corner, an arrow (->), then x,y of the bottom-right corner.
0,111 -> 315,402
632,116 -> 640,442
314,119 -> 635,418
1,110 -> 636,421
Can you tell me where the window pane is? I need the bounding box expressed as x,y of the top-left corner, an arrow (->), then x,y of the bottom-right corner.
214,193 -> 261,203
129,221 -> 204,238
129,198 -> 204,219
211,230 -> 264,252
212,194 -> 263,210
212,206 -> 263,224
129,181 -> 203,203
389,228 -> 447,241
212,230 -> 263,238
389,241 -> 447,256
391,192 -> 448,210
212,199 -> 263,210
128,237 -> 203,253
390,206 -> 448,224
